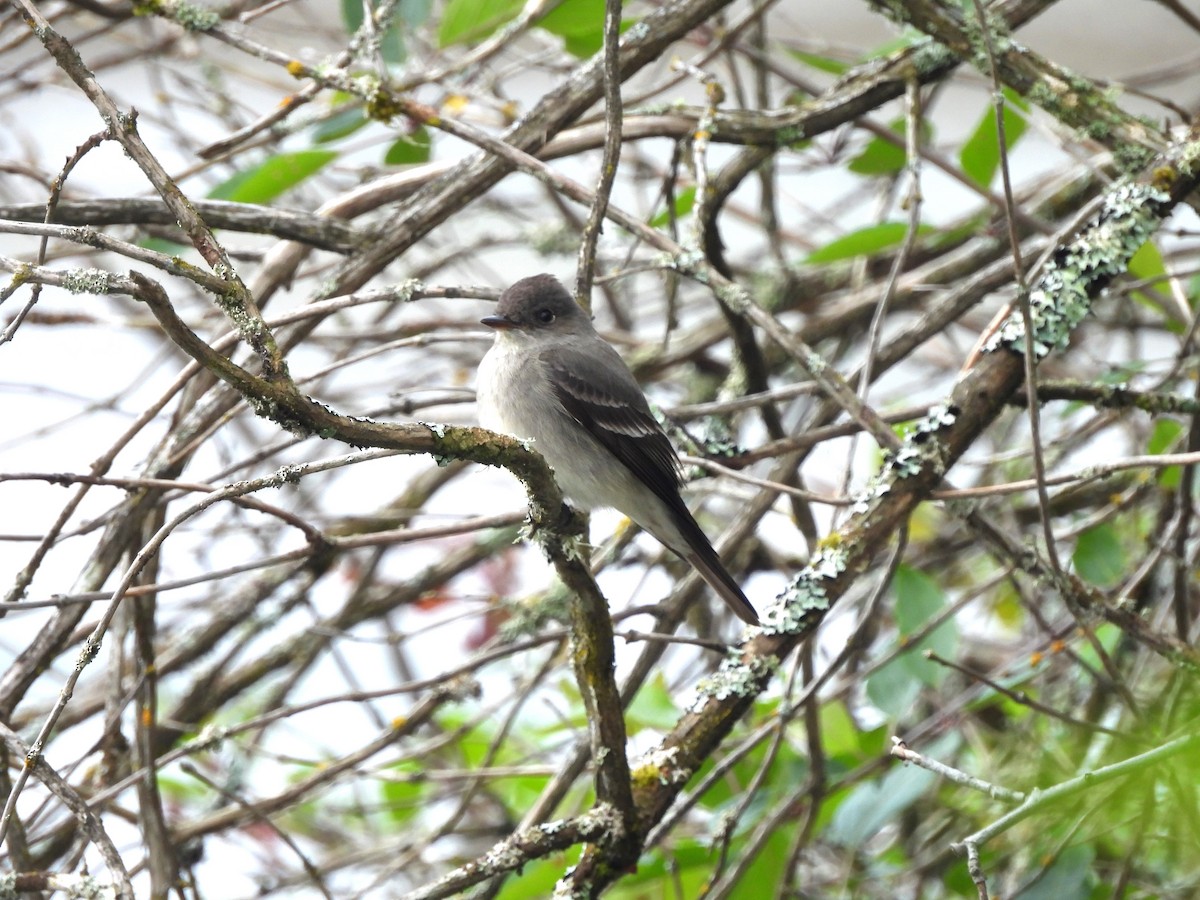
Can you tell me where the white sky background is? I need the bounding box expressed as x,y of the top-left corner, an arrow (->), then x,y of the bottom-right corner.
3,0 -> 1200,895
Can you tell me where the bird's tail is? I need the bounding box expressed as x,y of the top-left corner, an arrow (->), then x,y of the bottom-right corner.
684,547 -> 759,625
635,494 -> 759,625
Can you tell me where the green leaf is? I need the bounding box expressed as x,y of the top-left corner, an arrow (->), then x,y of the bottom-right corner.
819,701 -> 862,762
849,136 -> 906,176
495,771 -> 552,818
725,826 -> 791,900
1147,418 -> 1184,454
401,0 -> 434,29
384,125 -> 432,165
1073,524 -> 1124,587
156,773 -> 210,804
537,0 -> 602,53
990,579 -> 1024,628
606,842 -> 711,897
560,31 -> 598,57
848,117 -> 933,176
694,720 -> 808,813
943,866 -> 976,896
1127,240 -> 1182,329
892,565 -> 957,686
866,659 -> 921,718
694,756 -> 736,811
533,0 -> 636,57
208,150 -> 337,204
625,672 -> 680,732
438,0 -> 524,46
786,48 -> 849,75
959,89 -> 1029,188
456,721 -> 492,769
535,0 -> 600,36
1128,240 -> 1169,293
806,222 -> 933,264
340,0 -> 363,30
380,25 -> 406,63
380,760 -> 427,823
893,566 -> 943,633
649,185 -> 696,228
432,711 -> 553,820
313,102 -> 368,144
1075,623 -> 1122,672
827,752 -> 939,846
139,236 -> 191,256
494,847 -> 582,899
1147,417 -> 1184,488
1013,844 -> 1095,900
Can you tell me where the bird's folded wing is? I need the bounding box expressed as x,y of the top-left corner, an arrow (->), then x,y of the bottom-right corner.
541,345 -> 685,509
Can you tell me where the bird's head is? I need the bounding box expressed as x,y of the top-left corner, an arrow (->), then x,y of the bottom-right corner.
481,274 -> 593,339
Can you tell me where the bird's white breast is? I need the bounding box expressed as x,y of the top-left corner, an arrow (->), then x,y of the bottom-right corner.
477,335 -> 640,513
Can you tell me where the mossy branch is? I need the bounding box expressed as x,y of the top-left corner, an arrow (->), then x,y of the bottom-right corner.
870,0 -> 1164,172
590,123 -> 1200,889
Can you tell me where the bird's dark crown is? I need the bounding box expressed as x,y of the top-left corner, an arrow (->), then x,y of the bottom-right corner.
493,274 -> 587,329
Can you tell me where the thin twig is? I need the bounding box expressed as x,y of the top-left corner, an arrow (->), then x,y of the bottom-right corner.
969,0 -> 1062,575
575,0 -> 624,307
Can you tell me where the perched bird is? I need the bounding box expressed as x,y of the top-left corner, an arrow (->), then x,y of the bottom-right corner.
476,274 -> 758,625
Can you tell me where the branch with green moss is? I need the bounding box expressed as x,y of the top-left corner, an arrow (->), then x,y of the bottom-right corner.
616,0 -> 1055,152
582,123 -> 1200,892
869,0 -> 1166,173
1015,380 -> 1200,416
386,79 -> 1200,900
402,805 -> 625,900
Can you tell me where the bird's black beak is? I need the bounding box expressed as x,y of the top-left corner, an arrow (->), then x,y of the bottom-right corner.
481,314 -> 516,329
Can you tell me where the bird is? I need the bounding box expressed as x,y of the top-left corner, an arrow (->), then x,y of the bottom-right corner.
475,273 -> 758,625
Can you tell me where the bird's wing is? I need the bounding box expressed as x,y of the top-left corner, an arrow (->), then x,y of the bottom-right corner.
543,343 -> 760,626
541,343 -> 684,506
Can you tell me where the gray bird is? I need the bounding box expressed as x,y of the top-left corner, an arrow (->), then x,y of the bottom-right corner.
476,274 -> 758,625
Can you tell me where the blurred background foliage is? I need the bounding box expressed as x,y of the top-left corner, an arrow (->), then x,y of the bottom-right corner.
2,0 -> 1200,897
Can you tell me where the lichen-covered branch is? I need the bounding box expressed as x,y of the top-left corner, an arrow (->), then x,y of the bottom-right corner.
590,124 -> 1200,890
870,0 -> 1165,171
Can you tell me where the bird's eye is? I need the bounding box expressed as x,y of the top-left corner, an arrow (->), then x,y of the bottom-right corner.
534,308 -> 555,324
